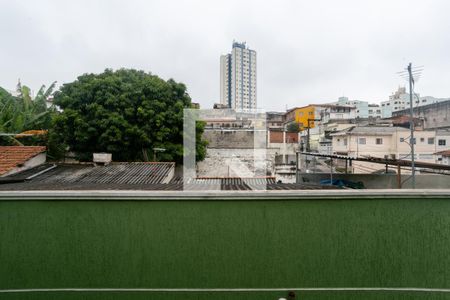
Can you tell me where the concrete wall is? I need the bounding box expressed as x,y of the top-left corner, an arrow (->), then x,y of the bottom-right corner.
203,130 -> 265,149
196,148 -> 276,177
393,100 -> 450,129
298,173 -> 450,189
1,192 -> 450,299
268,131 -> 299,143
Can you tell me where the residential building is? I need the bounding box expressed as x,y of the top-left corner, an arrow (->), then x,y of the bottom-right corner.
266,111 -> 285,130
331,126 -> 445,173
368,104 -> 382,119
336,97 -> 381,119
381,87 -> 449,118
436,130 -> 450,153
319,104 -> 356,124
220,41 -> 257,109
285,104 -> 351,129
435,150 -> 450,165
392,99 -> 450,130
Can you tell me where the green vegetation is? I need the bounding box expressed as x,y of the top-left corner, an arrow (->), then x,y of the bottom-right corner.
51,69 -> 207,162
286,122 -> 300,132
0,82 -> 56,145
1,197 -> 450,300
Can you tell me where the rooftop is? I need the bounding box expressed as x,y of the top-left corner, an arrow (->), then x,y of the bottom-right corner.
436,150 -> 450,157
331,125 -> 409,136
0,146 -> 46,176
0,163 -> 337,191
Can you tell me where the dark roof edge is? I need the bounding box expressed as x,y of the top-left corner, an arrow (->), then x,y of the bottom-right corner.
0,190 -> 449,200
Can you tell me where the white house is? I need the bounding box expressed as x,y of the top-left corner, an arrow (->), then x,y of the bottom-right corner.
331,126 -> 444,173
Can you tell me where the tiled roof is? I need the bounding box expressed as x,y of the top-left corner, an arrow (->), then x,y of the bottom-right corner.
0,146 -> 46,175
435,150 -> 450,157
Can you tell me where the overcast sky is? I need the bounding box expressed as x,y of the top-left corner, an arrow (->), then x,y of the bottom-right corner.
1,0 -> 449,111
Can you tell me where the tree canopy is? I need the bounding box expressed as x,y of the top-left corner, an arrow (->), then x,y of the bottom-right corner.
0,82 -> 56,145
286,122 -> 300,133
51,68 -> 206,162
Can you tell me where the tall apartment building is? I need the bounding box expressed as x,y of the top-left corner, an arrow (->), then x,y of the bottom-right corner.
220,41 -> 257,110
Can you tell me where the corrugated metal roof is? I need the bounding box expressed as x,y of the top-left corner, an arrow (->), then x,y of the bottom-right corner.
0,163 -> 339,191
6,162 -> 175,185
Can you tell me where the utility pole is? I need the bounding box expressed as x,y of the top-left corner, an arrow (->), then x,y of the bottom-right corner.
398,63 -> 422,188
407,63 -> 416,189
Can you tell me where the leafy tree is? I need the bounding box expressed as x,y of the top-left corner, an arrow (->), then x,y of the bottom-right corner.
0,82 -> 56,145
51,68 -> 207,162
286,122 -> 300,133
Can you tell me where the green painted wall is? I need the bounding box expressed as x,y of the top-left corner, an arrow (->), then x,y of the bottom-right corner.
1,198 -> 450,300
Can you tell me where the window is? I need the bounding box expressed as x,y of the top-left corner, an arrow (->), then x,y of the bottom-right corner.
376,138 -> 383,145
344,138 -> 348,146
308,111 -> 313,116
400,137 -> 405,142
358,138 -> 366,145
428,138 -> 435,145
420,137 -> 425,143
439,139 -> 446,146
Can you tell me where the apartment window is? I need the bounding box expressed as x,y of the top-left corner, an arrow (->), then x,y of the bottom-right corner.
428,138 -> 435,145
308,111 -> 313,116
420,137 -> 425,143
376,138 -> 383,145
439,139 -> 446,146
358,138 -> 366,145
344,138 -> 348,146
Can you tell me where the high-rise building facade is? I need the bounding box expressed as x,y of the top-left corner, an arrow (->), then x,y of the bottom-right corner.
220,41 -> 257,110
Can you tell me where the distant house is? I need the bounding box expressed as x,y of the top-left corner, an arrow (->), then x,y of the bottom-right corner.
435,150 -> 450,166
0,146 -> 46,177
330,126 -> 441,173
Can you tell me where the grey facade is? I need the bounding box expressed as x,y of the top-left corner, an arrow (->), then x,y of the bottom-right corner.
392,99 -> 450,130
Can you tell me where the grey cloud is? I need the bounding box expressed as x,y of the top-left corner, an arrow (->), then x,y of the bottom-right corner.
1,0 -> 449,110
